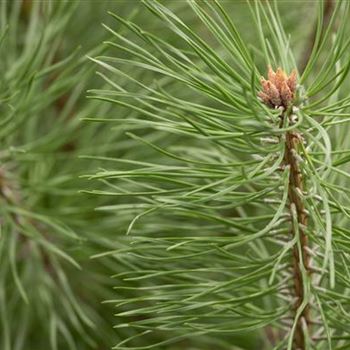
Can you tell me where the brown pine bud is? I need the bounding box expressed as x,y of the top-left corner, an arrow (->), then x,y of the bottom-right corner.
274,68 -> 288,91
267,65 -> 276,84
257,91 -> 272,107
258,66 -> 297,109
281,81 -> 292,107
287,69 -> 297,92
267,81 -> 282,106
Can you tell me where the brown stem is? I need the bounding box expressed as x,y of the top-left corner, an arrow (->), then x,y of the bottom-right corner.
283,124 -> 311,349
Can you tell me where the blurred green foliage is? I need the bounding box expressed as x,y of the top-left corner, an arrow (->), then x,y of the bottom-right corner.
2,1 -> 350,350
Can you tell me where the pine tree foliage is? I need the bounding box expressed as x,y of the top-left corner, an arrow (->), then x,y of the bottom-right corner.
87,1 -> 350,349
0,1 -> 141,349
2,1 -> 350,350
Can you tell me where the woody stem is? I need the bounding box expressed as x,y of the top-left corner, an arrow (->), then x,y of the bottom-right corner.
283,113 -> 311,349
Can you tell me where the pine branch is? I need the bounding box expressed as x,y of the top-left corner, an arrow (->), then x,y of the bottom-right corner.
258,65 -> 313,348
87,1 -> 350,349
285,126 -> 311,349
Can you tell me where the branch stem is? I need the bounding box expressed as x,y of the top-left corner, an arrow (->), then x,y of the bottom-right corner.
283,120 -> 311,349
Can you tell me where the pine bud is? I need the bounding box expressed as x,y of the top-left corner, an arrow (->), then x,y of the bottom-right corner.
258,66 -> 298,108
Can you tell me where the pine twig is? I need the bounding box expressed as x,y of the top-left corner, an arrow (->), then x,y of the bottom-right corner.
259,66 -> 311,349
284,125 -> 311,349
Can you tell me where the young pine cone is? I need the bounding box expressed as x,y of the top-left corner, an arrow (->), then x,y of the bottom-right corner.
258,66 -> 297,109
